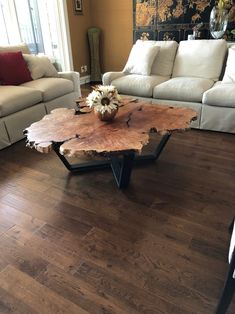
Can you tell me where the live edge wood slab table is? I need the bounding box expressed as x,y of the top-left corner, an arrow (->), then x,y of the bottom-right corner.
24,98 -> 197,189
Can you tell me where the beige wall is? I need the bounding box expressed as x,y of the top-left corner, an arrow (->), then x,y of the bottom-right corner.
67,0 -> 92,74
90,0 -> 133,72
67,0 -> 133,75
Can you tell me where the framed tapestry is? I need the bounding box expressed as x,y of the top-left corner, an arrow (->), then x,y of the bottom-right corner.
132,0 -> 223,42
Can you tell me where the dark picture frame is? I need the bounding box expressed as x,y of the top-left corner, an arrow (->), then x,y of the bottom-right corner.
74,0 -> 83,15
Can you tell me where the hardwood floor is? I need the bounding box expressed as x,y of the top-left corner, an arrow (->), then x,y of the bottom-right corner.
0,88 -> 235,313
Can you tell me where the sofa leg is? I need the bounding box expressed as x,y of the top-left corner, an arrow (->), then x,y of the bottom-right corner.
215,250 -> 235,314
229,217 -> 235,233
215,279 -> 235,313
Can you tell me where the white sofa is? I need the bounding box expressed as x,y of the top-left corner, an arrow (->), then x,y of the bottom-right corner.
103,39 -> 235,133
0,44 -> 81,150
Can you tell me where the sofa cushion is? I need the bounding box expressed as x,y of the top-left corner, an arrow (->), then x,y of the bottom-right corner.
222,48 -> 235,83
136,40 -> 178,77
112,74 -> 169,97
23,54 -> 59,80
202,82 -> 235,108
21,77 -> 74,102
153,77 -> 214,102
172,39 -> 227,81
0,86 -> 42,117
123,43 -> 160,76
0,43 -> 30,54
0,52 -> 32,85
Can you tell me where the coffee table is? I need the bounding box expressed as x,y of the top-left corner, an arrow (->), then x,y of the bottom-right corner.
24,98 -> 197,189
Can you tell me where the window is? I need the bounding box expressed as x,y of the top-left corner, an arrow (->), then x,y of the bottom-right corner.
0,0 -> 73,71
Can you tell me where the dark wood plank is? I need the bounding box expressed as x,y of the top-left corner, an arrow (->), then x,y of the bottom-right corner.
0,203 -> 44,233
0,266 -> 89,314
74,260 -> 190,314
34,224 -> 226,312
0,195 -> 92,238
36,264 -> 125,314
0,286 -> 38,314
0,233 -> 48,278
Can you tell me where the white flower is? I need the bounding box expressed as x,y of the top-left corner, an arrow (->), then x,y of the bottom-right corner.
86,85 -> 121,114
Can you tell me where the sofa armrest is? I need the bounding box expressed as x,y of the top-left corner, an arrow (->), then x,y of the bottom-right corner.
102,72 -> 125,85
58,71 -> 81,97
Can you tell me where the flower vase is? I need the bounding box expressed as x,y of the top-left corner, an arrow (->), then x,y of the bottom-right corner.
209,6 -> 228,39
94,106 -> 118,122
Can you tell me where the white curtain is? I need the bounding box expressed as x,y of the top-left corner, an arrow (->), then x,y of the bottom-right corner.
0,0 -> 73,71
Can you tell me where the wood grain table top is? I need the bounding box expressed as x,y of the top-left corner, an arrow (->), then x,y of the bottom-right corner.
24,98 -> 197,157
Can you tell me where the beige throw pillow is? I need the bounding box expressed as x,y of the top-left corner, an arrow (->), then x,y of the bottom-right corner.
123,43 -> 160,76
222,48 -> 235,83
23,54 -> 59,80
135,40 -> 178,77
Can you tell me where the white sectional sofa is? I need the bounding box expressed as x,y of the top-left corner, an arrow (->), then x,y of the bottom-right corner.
0,44 -> 81,150
103,39 -> 235,133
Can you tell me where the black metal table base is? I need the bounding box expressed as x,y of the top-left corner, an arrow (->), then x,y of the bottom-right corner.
53,133 -> 171,189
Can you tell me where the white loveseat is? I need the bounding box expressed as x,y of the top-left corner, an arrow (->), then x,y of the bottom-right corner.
103,39 -> 235,134
0,44 -> 81,150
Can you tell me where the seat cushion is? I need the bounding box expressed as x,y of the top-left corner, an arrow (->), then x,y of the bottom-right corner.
21,77 -> 74,102
203,83 -> 235,108
135,40 -> 178,77
0,85 -> 42,117
153,77 -> 214,102
111,74 -> 169,97
172,39 -> 227,81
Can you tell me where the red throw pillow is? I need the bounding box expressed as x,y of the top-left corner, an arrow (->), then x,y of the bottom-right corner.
0,51 -> 32,85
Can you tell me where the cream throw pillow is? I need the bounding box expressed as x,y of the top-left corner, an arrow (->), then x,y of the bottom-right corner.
123,43 -> 160,76
135,40 -> 178,77
23,54 -> 59,80
222,48 -> 235,83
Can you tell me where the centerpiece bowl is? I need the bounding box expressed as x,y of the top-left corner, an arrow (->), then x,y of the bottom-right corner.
86,85 -> 121,122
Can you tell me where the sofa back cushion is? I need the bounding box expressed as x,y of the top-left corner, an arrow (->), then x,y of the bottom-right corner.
0,51 -> 32,85
222,48 -> 235,83
0,43 -> 30,54
123,43 -> 160,76
136,40 -> 178,77
23,54 -> 59,80
172,39 -> 227,81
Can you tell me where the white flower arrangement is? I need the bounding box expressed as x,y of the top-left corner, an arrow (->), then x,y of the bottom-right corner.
86,85 -> 121,114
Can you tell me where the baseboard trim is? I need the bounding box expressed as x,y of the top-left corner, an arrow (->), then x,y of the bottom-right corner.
80,75 -> 91,85
80,74 -> 105,85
